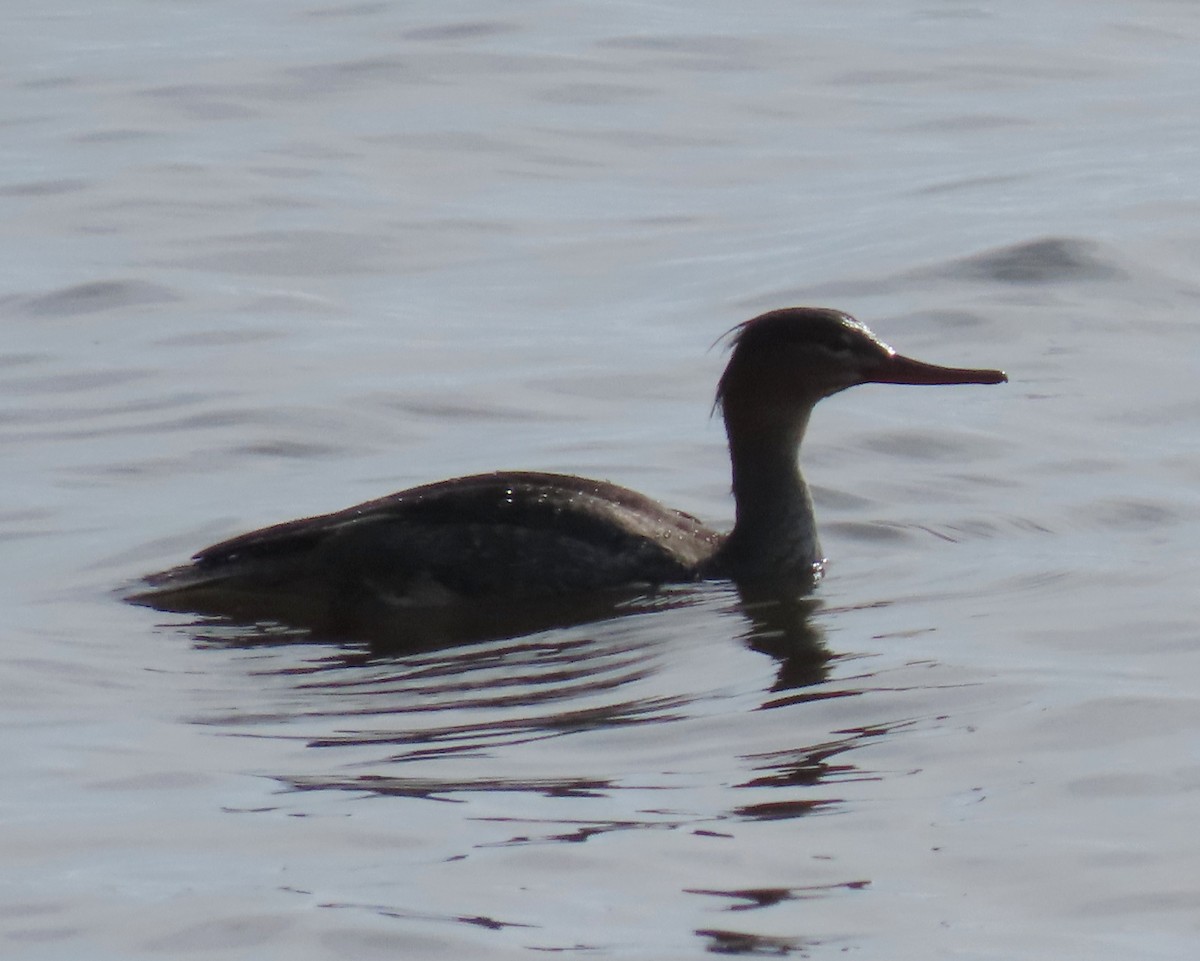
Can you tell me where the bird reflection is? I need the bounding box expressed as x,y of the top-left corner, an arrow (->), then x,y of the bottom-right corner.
179,584 -> 696,655
732,586 -> 832,693
174,583 -> 880,827
165,578 -> 831,696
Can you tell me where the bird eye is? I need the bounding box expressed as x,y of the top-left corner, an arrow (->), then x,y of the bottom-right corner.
817,333 -> 854,354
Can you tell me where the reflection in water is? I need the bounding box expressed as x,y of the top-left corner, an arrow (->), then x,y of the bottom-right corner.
734,588 -> 832,693
695,928 -> 817,956
690,881 -> 869,958
687,879 -> 870,911
180,580 -> 834,685
173,580 -> 834,680
177,584 -> 905,825
318,900 -> 534,933
171,585 -> 908,947
144,582 -> 696,656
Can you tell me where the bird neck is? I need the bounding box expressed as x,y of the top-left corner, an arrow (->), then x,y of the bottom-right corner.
719,401 -> 823,582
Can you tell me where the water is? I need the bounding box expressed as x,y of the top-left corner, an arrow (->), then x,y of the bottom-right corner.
4,2 -> 1200,958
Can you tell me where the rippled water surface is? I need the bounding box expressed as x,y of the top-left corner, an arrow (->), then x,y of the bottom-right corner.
5,2 -> 1200,958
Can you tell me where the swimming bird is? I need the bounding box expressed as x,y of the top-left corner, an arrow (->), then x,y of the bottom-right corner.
130,307 -> 1005,626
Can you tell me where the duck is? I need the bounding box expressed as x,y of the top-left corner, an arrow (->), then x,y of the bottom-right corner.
130,307 -> 1005,625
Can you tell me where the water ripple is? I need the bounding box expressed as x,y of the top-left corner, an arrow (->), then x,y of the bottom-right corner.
14,279 -> 179,317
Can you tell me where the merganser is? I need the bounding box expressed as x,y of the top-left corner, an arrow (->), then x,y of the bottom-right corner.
130,307 -> 1005,626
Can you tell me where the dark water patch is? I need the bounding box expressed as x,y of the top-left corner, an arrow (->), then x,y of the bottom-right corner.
292,682 -> 689,741
402,21 -> 518,42
755,685 -> 865,716
284,773 -> 619,801
832,67 -> 941,86
367,130 -> 517,154
810,485 -> 874,512
0,507 -> 58,544
292,632 -> 644,687
687,880 -> 869,911
785,236 -> 1129,302
17,74 -> 80,90
696,927 -> 816,955
155,327 -> 290,348
476,815 -> 708,847
981,569 -> 1076,602
0,367 -> 150,397
320,899 -> 534,933
627,213 -> 707,227
536,83 -> 656,106
1073,497 -> 1182,531
0,178 -> 88,197
896,520 -> 982,544
284,55 -> 418,93
89,192 -> 259,216
392,216 -> 515,236
997,514 -> 1055,536
598,35 -> 764,57
938,237 -> 1126,285
240,291 -> 340,315
738,727 -> 897,789
166,583 -> 713,663
846,567 -> 1077,615
952,56 -> 1106,83
139,84 -> 261,120
375,396 -> 564,423
0,507 -> 56,527
289,686 -> 690,756
232,440 -> 351,460
264,140 -> 359,163
16,279 -> 179,318
457,792 -> 849,848
3,407 -> 269,443
1102,397 -> 1200,427
196,628 -> 687,724
914,307 -> 994,329
914,172 -> 1028,195
0,389 -> 216,427
856,428 -> 1001,462
731,798 -> 839,822
0,352 -> 49,370
596,34 -> 767,72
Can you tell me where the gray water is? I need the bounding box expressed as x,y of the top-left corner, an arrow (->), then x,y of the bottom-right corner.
4,2 -> 1200,958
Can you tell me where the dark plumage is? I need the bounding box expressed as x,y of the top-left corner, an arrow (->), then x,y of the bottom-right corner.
130,307 -> 1005,627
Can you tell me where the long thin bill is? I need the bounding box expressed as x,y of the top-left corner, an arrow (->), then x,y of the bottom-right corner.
868,352 -> 1007,386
